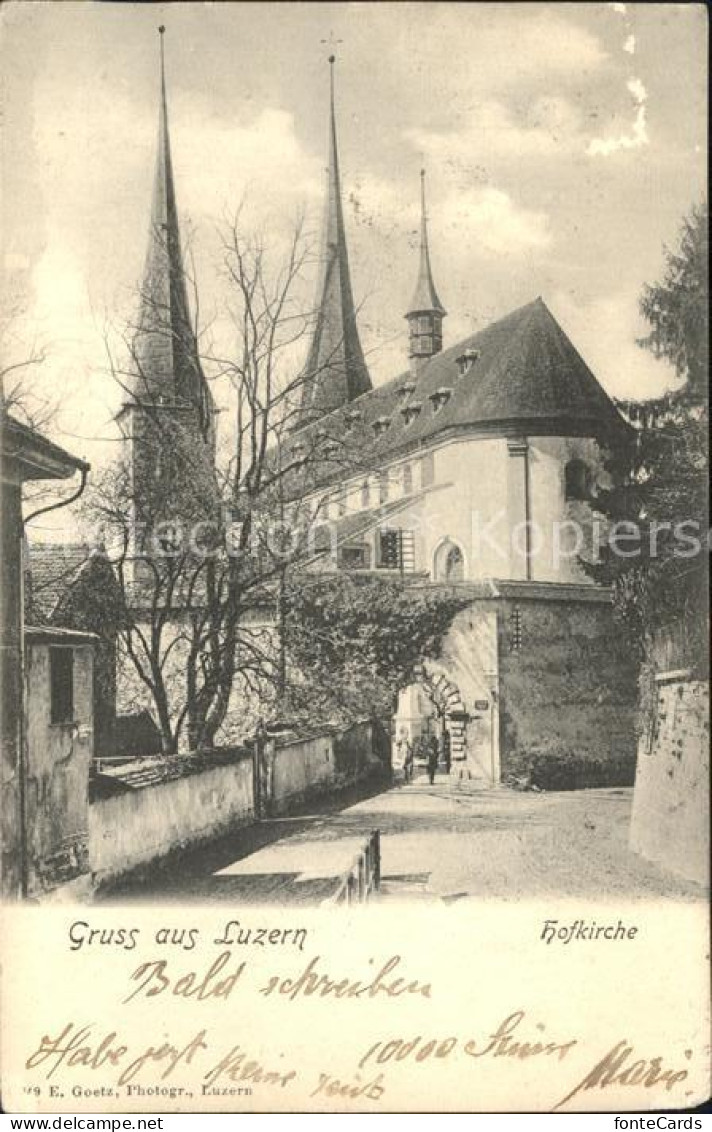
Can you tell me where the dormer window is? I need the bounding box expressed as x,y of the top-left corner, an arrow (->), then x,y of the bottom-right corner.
344,409 -> 362,432
429,387 -> 452,413
372,417 -> 391,436
398,381 -> 416,400
323,441 -> 340,458
401,402 -> 422,426
456,349 -> 479,377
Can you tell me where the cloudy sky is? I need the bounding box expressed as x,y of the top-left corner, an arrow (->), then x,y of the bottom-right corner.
1,1 -> 707,481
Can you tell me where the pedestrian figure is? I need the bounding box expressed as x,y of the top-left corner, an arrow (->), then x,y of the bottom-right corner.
443,729 -> 452,775
395,729 -> 413,783
427,733 -> 439,785
404,740 -> 414,783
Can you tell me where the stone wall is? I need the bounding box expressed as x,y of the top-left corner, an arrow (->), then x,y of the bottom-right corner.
496,594 -> 638,779
90,720 -> 380,886
629,679 -> 709,885
89,750 -> 254,887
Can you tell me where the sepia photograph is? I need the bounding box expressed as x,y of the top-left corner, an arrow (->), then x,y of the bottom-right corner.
0,0 -> 708,1116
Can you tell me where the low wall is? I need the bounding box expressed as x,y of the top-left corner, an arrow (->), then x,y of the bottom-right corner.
89,750 -> 254,886
629,679 -> 709,885
270,719 -> 378,815
90,721 -> 380,886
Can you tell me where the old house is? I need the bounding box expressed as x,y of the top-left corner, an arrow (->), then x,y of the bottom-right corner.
1,410 -> 95,900
27,544 -> 124,759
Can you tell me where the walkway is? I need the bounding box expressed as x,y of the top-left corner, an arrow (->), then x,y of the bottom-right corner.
99,772 -> 705,905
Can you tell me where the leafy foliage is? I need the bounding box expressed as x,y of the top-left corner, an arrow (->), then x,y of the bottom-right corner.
283,573 -> 470,725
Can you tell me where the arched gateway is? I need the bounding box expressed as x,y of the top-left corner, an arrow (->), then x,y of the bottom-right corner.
394,665 -> 471,770
416,668 -> 469,763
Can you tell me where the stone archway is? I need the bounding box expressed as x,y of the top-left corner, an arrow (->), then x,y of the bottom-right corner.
416,667 -> 468,763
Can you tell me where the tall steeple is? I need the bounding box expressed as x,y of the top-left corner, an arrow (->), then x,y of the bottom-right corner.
295,55 -> 372,429
126,26 -> 212,443
405,169 -> 446,374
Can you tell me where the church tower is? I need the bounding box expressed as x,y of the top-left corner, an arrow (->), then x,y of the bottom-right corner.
405,170 -> 446,374
117,28 -> 215,548
294,56 -> 372,430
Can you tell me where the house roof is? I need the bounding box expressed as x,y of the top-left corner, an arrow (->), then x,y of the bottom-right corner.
26,543 -> 122,628
27,544 -> 94,620
280,297 -> 630,501
25,625 -> 98,645
1,412 -> 89,481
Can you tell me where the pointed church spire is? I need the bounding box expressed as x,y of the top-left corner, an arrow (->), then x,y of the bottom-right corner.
128,26 -> 212,441
405,170 -> 446,373
295,55 -> 372,429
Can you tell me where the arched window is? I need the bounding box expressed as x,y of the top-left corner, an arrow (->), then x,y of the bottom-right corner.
434,539 -> 465,582
361,480 -> 371,509
402,464 -> 413,494
565,459 -> 591,502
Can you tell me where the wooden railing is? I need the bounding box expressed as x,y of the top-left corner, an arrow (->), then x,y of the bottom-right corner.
326,830 -> 381,906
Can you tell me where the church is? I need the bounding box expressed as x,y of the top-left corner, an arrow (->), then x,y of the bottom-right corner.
101,40 -> 637,782
278,56 -> 637,783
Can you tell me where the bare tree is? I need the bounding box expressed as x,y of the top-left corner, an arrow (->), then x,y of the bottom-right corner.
86,212 -> 370,753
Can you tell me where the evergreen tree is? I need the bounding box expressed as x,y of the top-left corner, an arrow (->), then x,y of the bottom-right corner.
589,201 -> 708,675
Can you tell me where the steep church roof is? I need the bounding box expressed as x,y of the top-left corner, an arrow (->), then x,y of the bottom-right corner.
126,28 -> 212,441
406,170 -> 446,317
294,57 -> 372,430
280,297 -> 630,499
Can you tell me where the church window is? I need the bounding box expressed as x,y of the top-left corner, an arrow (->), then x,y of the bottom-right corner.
321,496 -> 331,520
565,459 -> 591,502
337,495 -> 347,518
361,480 -> 371,508
434,539 -> 465,582
340,543 -> 370,570
418,316 -> 430,334
403,464 -> 413,494
378,529 -> 401,570
50,647 -> 75,725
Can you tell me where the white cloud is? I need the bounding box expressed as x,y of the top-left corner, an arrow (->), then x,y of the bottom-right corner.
587,74 -> 649,157
406,94 -> 586,170
627,77 -> 647,103
440,187 -> 551,257
549,289 -> 678,400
